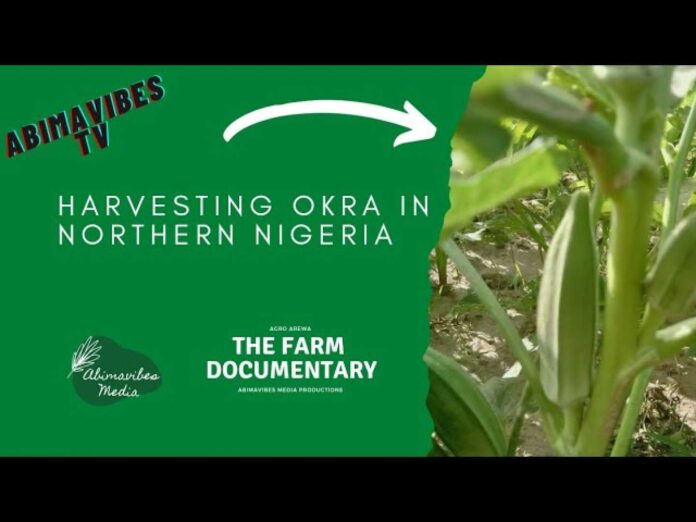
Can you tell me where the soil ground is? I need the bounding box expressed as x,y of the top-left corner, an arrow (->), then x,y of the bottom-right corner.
428,235 -> 696,456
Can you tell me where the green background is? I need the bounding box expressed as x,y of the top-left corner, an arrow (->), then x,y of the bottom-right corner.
0,66 -> 483,455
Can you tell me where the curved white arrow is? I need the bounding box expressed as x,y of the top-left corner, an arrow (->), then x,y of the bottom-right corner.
223,100 -> 437,147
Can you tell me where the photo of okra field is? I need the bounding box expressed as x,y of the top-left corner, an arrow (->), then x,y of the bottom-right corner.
428,66 -> 696,456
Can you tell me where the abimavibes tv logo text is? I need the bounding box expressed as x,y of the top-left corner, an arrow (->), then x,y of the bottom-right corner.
5,75 -> 165,158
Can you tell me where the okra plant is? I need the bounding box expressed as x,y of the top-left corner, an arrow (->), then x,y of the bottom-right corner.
428,66 -> 696,456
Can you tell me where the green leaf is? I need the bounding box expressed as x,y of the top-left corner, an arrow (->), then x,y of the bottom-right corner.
471,66 -> 545,98
451,66 -> 547,176
566,66 -> 616,110
425,347 -> 507,456
593,66 -> 676,142
593,66 -> 673,99
481,376 -> 527,425
655,317 -> 696,357
442,139 -> 567,237
684,186 -> 696,218
427,438 -> 450,457
548,66 -> 615,114
453,107 -> 511,175
644,432 -> 695,457
477,75 -> 620,150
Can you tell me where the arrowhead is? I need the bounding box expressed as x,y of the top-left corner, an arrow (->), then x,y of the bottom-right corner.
393,101 -> 437,147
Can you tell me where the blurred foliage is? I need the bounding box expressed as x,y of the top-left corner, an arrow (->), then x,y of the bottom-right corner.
429,65 -> 696,457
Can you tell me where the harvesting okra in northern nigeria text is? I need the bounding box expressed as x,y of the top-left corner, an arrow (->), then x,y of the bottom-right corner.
55,193 -> 430,247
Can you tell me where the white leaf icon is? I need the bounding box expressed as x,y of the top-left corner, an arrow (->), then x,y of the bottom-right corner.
67,336 -> 102,378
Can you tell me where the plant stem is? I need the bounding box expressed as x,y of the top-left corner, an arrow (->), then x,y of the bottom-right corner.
440,238 -> 563,435
435,246 -> 448,287
610,305 -> 664,456
507,383 -> 531,456
610,368 -> 651,456
441,239 -> 539,388
640,305 -> 667,342
662,98 -> 696,237
575,77 -> 667,455
609,99 -> 696,456
590,187 -> 606,225
440,239 -> 541,387
511,201 -> 548,251
575,178 -> 656,455
562,403 -> 584,448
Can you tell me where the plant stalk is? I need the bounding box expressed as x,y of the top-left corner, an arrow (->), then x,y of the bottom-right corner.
562,403 -> 584,448
440,239 -> 539,386
610,369 -> 651,456
435,246 -> 448,287
590,187 -> 606,225
610,96 -> 696,456
662,98 -> 696,237
610,305 -> 665,456
507,383 -> 531,456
